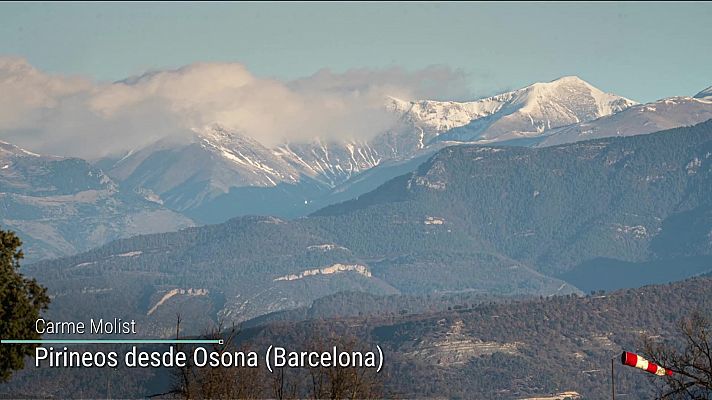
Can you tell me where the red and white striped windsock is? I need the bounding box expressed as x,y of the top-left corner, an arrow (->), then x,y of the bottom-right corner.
621,351 -> 673,376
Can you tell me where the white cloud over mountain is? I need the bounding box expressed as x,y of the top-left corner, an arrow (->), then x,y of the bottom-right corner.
0,57 -> 469,158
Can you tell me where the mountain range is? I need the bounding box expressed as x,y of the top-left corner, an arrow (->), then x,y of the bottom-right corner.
102,76 -> 638,223
99,76 -> 712,228
3,77 -> 712,262
22,120 -> 712,336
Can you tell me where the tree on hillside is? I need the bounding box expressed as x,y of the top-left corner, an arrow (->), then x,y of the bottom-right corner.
170,318 -> 262,399
643,312 -> 712,399
0,228 -> 50,382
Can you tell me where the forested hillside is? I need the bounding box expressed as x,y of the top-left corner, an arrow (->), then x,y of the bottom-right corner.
241,276 -> 712,399
316,119 -> 712,275
5,276 -> 712,399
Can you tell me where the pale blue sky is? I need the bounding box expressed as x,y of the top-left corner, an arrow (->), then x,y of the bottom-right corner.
1,2 -> 711,102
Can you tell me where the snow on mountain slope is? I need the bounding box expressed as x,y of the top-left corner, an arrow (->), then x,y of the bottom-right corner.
537,96 -> 712,147
275,139 -> 381,186
386,95 -> 503,134
1,140 -> 45,158
109,129 -> 301,212
388,76 -> 636,146
107,125 -> 386,221
197,127 -> 383,188
197,126 -> 303,187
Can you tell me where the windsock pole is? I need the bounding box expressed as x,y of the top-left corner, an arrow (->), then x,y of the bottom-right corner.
611,357 -> 615,400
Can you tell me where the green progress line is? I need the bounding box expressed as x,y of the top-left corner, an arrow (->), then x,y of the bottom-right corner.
1,339 -> 223,344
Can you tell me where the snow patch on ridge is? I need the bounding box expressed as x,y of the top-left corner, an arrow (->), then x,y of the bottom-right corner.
115,251 -> 143,258
307,244 -> 348,252
147,288 -> 209,315
613,224 -> 648,239
274,263 -> 371,281
424,216 -> 445,225
519,392 -> 582,400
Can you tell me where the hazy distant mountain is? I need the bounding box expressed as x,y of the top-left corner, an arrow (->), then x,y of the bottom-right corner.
0,140 -> 194,262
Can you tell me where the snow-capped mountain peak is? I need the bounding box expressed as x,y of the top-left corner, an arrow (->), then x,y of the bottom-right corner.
516,75 -> 637,117
192,125 -> 382,188
387,76 -> 637,145
192,125 -> 303,187
386,95 -> 502,133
